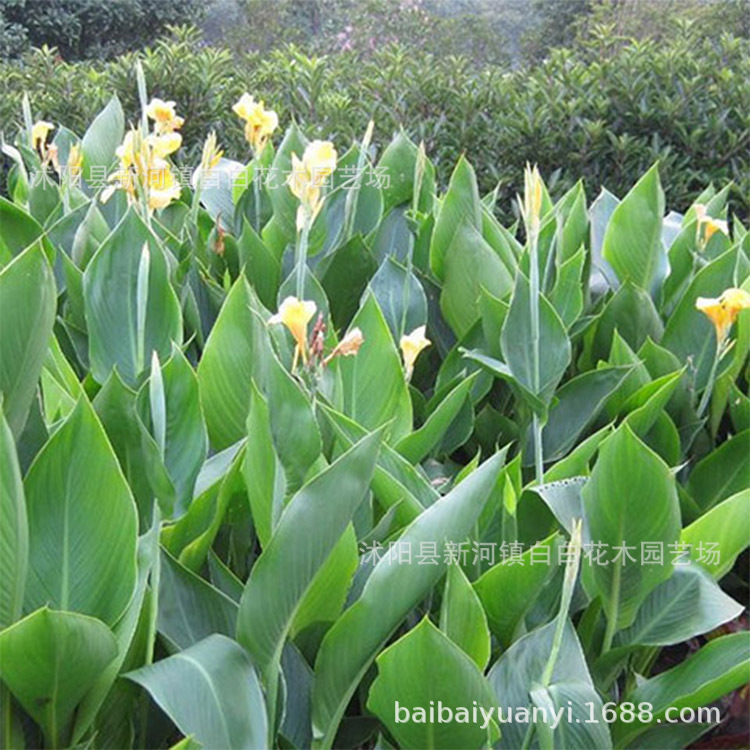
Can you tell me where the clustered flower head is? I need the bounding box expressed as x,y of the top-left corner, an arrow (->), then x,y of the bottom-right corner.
233,93 -> 278,153
288,140 -> 338,231
693,203 -> 729,248
400,325 -> 431,381
103,98 -> 184,212
696,287 -> 750,347
200,131 -> 223,173
269,296 -> 364,372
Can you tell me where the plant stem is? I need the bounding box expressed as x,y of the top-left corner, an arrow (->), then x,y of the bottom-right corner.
253,165 -> 262,233
295,214 -> 311,299
528,220 -> 544,484
697,343 -> 721,418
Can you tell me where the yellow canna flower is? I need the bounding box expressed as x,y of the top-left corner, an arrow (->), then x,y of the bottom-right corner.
288,140 -> 338,231
200,131 -> 223,172
400,325 -> 431,381
31,120 -> 54,154
523,163 -> 543,233
693,203 -> 729,247
233,93 -> 278,153
146,98 -> 184,134
146,160 -> 182,210
325,327 -> 364,364
148,132 -> 182,160
696,287 -> 750,345
67,143 -> 82,171
268,296 -> 317,368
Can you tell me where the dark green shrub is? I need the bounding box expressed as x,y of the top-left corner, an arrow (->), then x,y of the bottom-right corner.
1,23 -> 748,218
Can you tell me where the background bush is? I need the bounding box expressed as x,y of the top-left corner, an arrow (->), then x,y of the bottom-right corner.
2,20 -> 749,219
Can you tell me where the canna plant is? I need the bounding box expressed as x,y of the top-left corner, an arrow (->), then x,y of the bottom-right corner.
0,70 -> 748,750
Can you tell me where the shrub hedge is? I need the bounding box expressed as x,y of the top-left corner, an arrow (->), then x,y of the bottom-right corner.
1,23 -> 748,218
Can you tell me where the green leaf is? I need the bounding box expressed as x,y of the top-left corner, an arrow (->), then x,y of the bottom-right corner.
81,96 -> 124,186
23,397 -> 138,625
84,208 -> 182,387
237,429 -> 382,675
441,220 -> 514,339
369,256 -> 427,342
501,273 -> 571,405
617,563 -> 742,646
377,131 -> 434,213
583,425 -> 680,630
126,634 -> 267,750
621,369 -> 684,437
0,607 -> 118,747
238,218 -> 280,310
0,242 -> 56,436
439,565 -> 491,669
526,366 -> 631,465
312,450 -> 505,747
613,633 -> 750,746
367,619 -> 499,750
338,292 -> 412,442
601,164 -> 665,292
685,430 -> 750,513
474,535 -> 561,648
158,550 -> 238,650
550,247 -> 585,327
661,247 -> 738,389
429,156 -> 481,280
681,489 -> 750,578
395,374 -> 476,464
0,411 -> 28,628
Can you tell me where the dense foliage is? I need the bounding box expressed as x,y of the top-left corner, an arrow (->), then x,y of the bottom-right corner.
2,23 -> 748,222
0,71 -> 748,748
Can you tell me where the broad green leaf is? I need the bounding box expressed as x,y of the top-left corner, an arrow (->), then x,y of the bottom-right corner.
582,425 -> 680,630
487,619 -> 594,750
474,535 -> 561,648
439,565 -> 491,669
543,426 -> 613,482
617,563 -> 742,646
0,195 -> 45,264
0,412 -> 27,628
312,450 -> 505,746
661,247 -> 738,388
369,256 -> 427,341
621,369 -> 684,437
72,515 -> 161,744
525,366 -> 631,465
237,429 -> 382,675
23,397 -> 138,625
681,489 -> 750,578
531,682 -> 612,750
550,246 -> 585,327
338,292 -> 412,441
126,634 -> 267,750
441,221 -> 514,339
81,96 -> 124,186
238,218 -> 280,310
377,131 -> 434,213
601,164 -> 665,292
501,273 -> 571,405
685,430 -> 749,513
367,619 -> 499,750
158,550 -> 238,650
0,242 -> 56,436
395,374 -> 476,464
0,607 -> 118,747
613,633 -> 750,746
84,208 -> 182,387
197,157 -> 244,229
429,156 -> 481,281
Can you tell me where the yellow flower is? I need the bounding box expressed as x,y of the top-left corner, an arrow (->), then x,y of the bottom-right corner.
31,120 -> 54,154
269,296 -> 317,368
693,204 -> 729,247
148,132 -> 183,159
325,327 -> 364,363
288,140 -> 337,230
696,287 -> 750,345
67,143 -> 82,171
200,131 -> 223,172
523,163 -> 543,233
233,93 -> 278,152
400,325 -> 431,381
103,126 -> 181,212
146,98 -> 184,134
